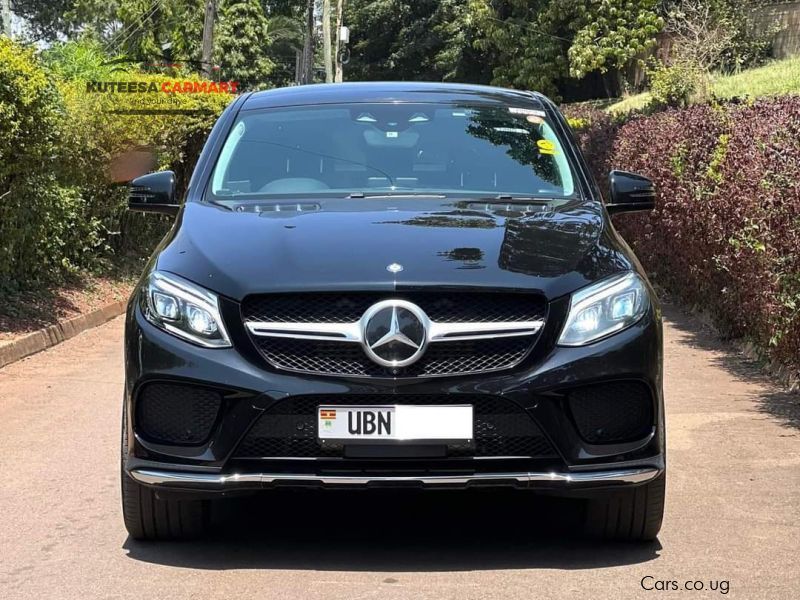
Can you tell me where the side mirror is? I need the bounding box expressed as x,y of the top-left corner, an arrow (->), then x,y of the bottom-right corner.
607,170 -> 655,215
128,171 -> 179,216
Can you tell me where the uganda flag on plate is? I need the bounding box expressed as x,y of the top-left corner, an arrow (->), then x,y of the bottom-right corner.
320,409 -> 336,420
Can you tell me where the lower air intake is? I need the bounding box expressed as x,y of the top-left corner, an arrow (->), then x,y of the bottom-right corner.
567,381 -> 654,444
136,382 -> 222,445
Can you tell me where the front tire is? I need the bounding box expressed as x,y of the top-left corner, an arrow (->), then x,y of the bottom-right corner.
582,472 -> 665,541
121,409 -> 209,540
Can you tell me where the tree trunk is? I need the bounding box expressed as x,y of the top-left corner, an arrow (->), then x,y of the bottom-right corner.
1,0 -> 13,37
334,0 -> 344,82
302,0 -> 315,84
201,0 -> 216,78
602,69 -> 623,98
323,0 -> 332,82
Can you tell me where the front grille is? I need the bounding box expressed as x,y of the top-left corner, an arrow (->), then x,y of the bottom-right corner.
135,382 -> 222,445
242,292 -> 546,378
567,381 -> 654,444
232,394 -> 557,459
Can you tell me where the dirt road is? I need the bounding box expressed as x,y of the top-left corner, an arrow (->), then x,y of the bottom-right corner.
1,306 -> 798,599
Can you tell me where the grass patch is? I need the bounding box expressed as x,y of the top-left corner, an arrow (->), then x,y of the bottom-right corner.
607,92 -> 652,114
711,56 -> 800,99
606,57 -> 800,115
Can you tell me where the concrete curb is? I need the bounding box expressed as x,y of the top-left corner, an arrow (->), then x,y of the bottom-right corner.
0,299 -> 127,369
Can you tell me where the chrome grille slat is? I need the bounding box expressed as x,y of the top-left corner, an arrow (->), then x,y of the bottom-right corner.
245,318 -> 545,343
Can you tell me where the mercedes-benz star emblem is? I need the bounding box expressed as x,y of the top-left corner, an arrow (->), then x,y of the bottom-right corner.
360,300 -> 428,367
386,263 -> 403,273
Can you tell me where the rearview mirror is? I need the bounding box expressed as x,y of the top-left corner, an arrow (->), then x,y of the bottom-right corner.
128,171 -> 179,216
607,170 -> 655,215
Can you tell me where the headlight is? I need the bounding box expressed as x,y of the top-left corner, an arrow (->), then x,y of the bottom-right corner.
557,272 -> 649,346
142,271 -> 231,348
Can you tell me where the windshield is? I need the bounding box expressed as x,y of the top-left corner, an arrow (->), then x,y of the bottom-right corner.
206,102 -> 577,204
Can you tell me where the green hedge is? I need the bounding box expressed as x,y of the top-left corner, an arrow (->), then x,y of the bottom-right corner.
0,37 -> 233,290
0,38 -> 69,286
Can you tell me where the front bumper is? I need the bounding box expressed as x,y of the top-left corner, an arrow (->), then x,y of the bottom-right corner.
124,295 -> 665,491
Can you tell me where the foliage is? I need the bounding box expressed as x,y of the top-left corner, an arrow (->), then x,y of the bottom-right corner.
0,37 -> 69,286
429,0 -> 494,83
215,0 -> 275,89
647,59 -> 700,108
345,0 -> 491,84
567,0 -> 662,79
470,0 -> 570,98
662,0 -> 778,73
0,37 -> 233,289
471,0 -> 662,98
256,10 -> 305,88
564,97 -> 800,374
11,0 -> 79,41
14,0 -> 200,58
13,1 -> 302,88
605,56 -> 800,115
715,0 -> 779,71
42,37 -> 118,79
12,0 -> 781,98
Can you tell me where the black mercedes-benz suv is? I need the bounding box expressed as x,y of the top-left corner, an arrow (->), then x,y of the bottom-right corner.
122,82 -> 665,541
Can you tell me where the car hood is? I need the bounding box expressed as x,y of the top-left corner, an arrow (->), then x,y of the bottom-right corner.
155,198 -> 634,301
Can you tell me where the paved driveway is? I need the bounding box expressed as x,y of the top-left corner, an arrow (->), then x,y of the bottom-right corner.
1,306 -> 798,599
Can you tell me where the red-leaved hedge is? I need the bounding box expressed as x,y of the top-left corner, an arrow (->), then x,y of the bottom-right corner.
566,98 -> 800,376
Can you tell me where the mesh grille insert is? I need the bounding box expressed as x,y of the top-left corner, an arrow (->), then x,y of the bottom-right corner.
136,383 -> 222,445
254,336 -> 533,377
242,292 -> 546,324
233,394 -> 557,459
567,381 -> 654,444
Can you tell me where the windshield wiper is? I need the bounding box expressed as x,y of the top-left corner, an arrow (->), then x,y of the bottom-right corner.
347,192 -> 447,199
482,194 -> 553,203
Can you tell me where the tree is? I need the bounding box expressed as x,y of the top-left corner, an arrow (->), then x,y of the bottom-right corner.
12,0 -> 303,87
215,0 -> 275,88
662,0 -> 777,73
345,0 -> 491,83
13,0 -> 208,66
430,0 -> 493,83
663,0 -> 737,71
567,0 -> 662,79
11,0 -> 84,41
260,8 -> 305,87
472,0 -> 663,98
470,0 -> 572,98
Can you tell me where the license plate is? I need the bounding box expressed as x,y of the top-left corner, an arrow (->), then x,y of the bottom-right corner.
317,405 -> 473,441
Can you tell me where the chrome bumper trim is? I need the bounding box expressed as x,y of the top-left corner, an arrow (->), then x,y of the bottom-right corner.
129,467 -> 661,489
